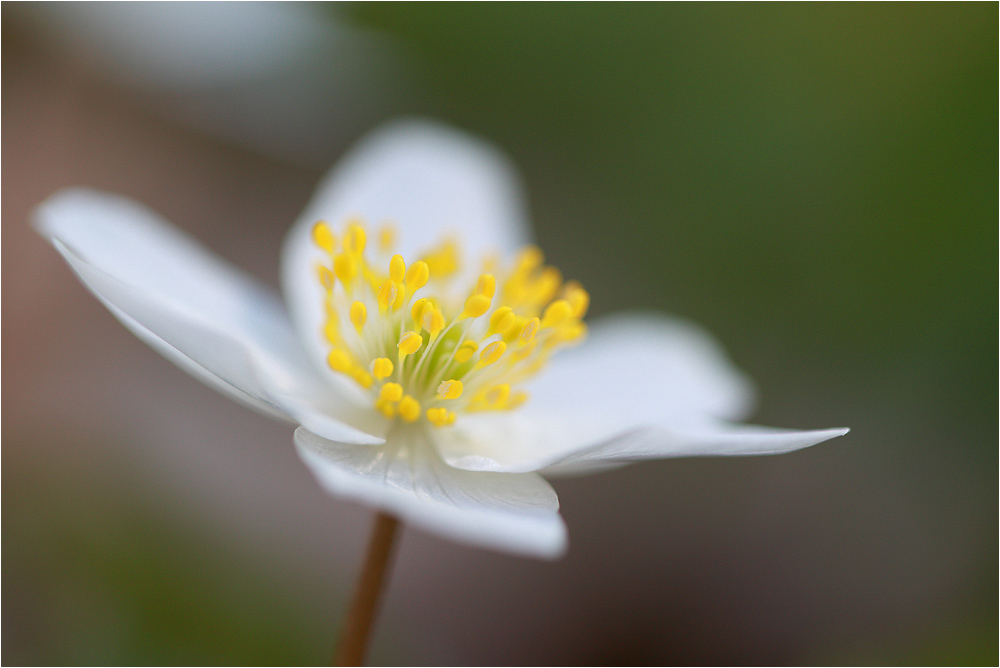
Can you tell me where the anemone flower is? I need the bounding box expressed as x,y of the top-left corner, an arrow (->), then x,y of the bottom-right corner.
34,120 -> 847,664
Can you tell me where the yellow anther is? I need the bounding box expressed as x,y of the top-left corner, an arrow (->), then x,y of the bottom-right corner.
397,331 -> 423,358
519,317 -> 540,345
460,293 -> 491,319
511,339 -> 537,362
421,240 -> 459,277
375,398 -> 396,419
398,395 -> 421,422
437,379 -> 464,400
323,318 -> 339,345
312,221 -> 336,253
479,340 -> 506,366
423,308 -> 446,338
527,267 -> 562,305
541,299 -> 572,328
371,358 -> 394,380
327,349 -> 352,373
392,282 -> 408,311
317,265 -> 334,290
515,246 -> 544,273
344,223 -> 366,255
564,283 -> 590,318
352,368 -> 373,389
555,321 -> 587,343
488,306 -> 516,336
389,254 -> 405,283
506,391 -> 529,410
426,407 -> 456,427
377,280 -> 399,313
405,260 -> 429,292
503,316 -> 528,343
475,273 -> 496,299
410,298 -> 429,326
333,253 -> 357,283
454,340 -> 478,363
378,224 -> 396,252
502,278 -> 527,306
349,301 -> 367,332
378,382 -> 403,403
485,384 -> 510,406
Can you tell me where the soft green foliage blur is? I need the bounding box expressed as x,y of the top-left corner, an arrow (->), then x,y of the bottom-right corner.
5,3 -> 995,665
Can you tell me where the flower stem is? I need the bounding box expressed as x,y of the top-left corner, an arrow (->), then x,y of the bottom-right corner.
332,512 -> 401,666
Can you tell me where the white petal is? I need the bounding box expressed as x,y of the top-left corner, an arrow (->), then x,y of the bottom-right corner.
532,312 -> 758,423
35,188 -> 384,445
433,312 -> 847,472
294,427 -> 567,559
282,120 -> 532,377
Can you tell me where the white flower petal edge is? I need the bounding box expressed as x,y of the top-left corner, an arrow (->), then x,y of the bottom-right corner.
33,189 -> 384,445
282,119 -> 532,383
294,427 -> 567,559
433,312 -> 849,473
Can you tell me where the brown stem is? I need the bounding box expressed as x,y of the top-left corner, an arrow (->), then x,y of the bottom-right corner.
332,512 -> 401,666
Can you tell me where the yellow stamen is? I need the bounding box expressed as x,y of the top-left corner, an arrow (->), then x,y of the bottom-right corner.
333,253 -> 357,283
541,299 -> 572,328
327,349 -> 352,373
377,280 -> 399,313
389,254 -> 405,283
397,331 -> 423,359
421,240 -> 459,277
564,283 -> 590,318
423,308 -> 445,339
488,306 -> 516,336
479,340 -> 506,366
437,379 -> 464,400
317,265 -> 334,290
475,273 -> 496,299
344,223 -> 366,255
507,391 -> 529,410
398,395 -> 421,422
352,368 -> 373,389
426,407 -> 456,427
311,220 -> 587,427
392,282 -> 408,311
410,298 -> 429,327
485,384 -> 510,406
454,340 -> 478,363
375,398 -> 396,419
460,293 -> 491,319
312,221 -> 336,253
349,301 -> 367,332
371,358 -> 393,380
379,382 -> 403,403
405,261 -> 429,292
519,317 -> 540,345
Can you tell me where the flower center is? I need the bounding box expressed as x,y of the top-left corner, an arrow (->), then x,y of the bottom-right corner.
311,219 -> 589,427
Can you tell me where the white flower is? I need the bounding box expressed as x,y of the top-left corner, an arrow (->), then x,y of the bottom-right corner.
34,120 -> 847,559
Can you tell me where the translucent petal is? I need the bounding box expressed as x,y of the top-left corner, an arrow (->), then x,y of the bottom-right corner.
35,188 -> 383,444
433,312 -> 847,472
294,427 -> 567,559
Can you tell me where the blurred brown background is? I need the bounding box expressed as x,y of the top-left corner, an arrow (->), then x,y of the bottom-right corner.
3,3 -> 996,665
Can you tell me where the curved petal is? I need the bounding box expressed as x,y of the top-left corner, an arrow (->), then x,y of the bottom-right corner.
282,120 -> 532,377
35,188 -> 384,444
294,427 -> 567,559
433,312 -> 847,473
531,312 -> 758,424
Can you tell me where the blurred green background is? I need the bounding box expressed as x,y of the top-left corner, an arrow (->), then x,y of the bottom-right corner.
4,3 -> 996,665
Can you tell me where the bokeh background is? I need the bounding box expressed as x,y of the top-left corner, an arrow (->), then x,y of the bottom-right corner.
4,3 -> 996,665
